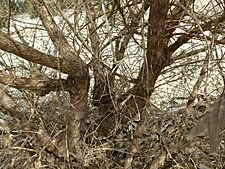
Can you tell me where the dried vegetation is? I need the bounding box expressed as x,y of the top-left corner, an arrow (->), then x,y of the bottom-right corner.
0,0 -> 225,168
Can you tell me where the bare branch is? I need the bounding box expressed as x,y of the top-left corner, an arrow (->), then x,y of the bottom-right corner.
0,33 -> 63,72
30,0 -> 87,78
124,1 -> 170,168
168,13 -> 225,54
0,71 -> 71,96
0,32 -> 88,78
30,0 -> 73,53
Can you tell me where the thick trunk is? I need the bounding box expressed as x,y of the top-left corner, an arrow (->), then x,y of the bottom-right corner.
124,1 -> 170,167
65,75 -> 89,158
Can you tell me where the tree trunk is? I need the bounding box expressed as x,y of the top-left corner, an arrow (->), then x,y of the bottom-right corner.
66,75 -> 89,159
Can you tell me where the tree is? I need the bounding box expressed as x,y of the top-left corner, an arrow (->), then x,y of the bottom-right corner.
0,0 -> 225,168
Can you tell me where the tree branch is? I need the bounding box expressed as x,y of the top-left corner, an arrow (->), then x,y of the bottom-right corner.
0,71 -> 71,96
0,32 -> 88,78
168,12 -> 225,54
0,33 -> 66,73
124,1 -> 170,168
30,0 -> 73,53
30,0 -> 87,78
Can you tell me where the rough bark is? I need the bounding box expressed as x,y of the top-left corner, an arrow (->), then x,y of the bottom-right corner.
29,0 -> 90,158
66,75 -> 89,159
0,0 -> 91,160
0,71 -> 73,96
1,0 -> 225,168
0,33 -> 68,73
94,2 -> 151,136
30,0 -> 87,79
124,1 -> 170,167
